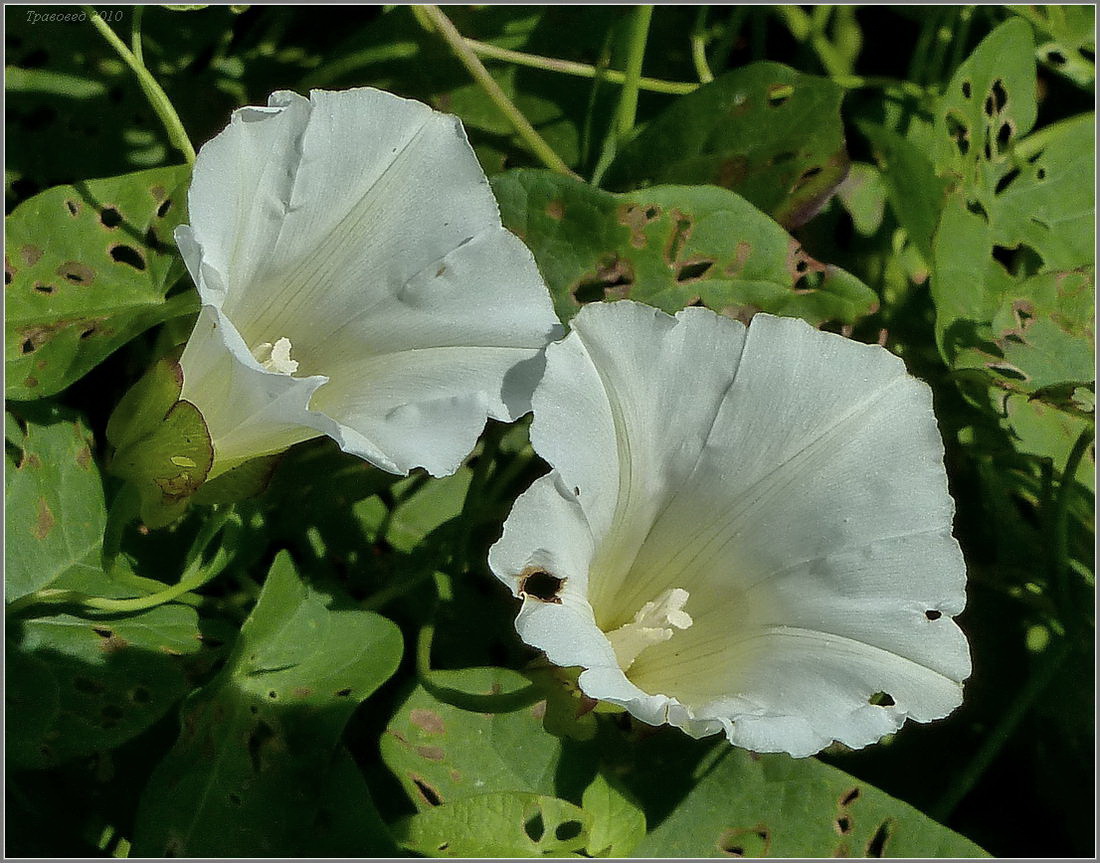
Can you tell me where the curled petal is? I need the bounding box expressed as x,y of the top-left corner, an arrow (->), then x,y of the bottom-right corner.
177,87 -> 560,476
491,301 -> 970,757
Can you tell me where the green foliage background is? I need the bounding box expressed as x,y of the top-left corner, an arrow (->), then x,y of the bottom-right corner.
5,5 -> 1095,858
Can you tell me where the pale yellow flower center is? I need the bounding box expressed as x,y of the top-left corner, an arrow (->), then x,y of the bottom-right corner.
253,337 -> 299,375
605,587 -> 693,672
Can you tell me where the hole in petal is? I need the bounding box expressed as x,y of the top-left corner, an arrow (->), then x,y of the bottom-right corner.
520,568 -> 565,604
925,609 -> 942,620
868,691 -> 895,707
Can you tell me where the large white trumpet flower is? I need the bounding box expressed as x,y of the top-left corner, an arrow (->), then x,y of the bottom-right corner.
489,301 -> 971,758
175,87 -> 561,478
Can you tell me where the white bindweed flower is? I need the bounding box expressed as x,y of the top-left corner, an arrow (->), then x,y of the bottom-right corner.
489,301 -> 971,758
175,87 -> 561,478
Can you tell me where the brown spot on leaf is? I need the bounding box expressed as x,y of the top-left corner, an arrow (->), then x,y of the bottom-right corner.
618,202 -> 661,248
76,446 -> 92,470
65,199 -> 80,217
716,154 -> 750,188
20,244 -> 43,267
150,184 -> 167,202
33,282 -> 55,295
409,708 -> 446,736
57,261 -> 95,285
664,209 -> 693,265
292,687 -> 313,699
5,256 -> 14,285
33,497 -> 54,539
570,255 -> 635,304
718,825 -> 771,857
724,241 -> 753,280
546,199 -> 565,220
416,745 -> 446,761
787,239 -> 826,292
23,376 -> 39,388
531,700 -> 548,720
450,768 -> 462,783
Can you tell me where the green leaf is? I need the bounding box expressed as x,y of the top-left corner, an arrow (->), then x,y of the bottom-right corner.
131,552 -> 403,857
5,165 -> 193,399
602,63 -> 850,228
834,162 -> 887,238
381,666 -> 572,811
356,466 -> 473,553
932,19 -> 1037,186
393,792 -> 592,857
493,169 -> 878,326
7,563 -> 205,769
1009,5 -> 1096,88
859,122 -> 951,260
628,745 -> 988,858
5,405 -> 106,603
107,352 -> 214,529
582,773 -> 646,858
928,19 -> 1095,482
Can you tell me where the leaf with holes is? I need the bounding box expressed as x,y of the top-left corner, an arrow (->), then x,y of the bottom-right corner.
130,552 -> 403,857
381,666 -> 581,811
5,404 -> 106,603
1010,4 -> 1096,89
612,737 -> 988,858
5,164 -> 193,400
932,19 -> 1037,189
7,561 -> 206,769
493,169 -> 878,327
602,63 -> 850,228
393,792 -> 592,857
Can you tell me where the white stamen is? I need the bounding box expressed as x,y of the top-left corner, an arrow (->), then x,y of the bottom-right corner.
606,587 -> 693,671
253,337 -> 299,375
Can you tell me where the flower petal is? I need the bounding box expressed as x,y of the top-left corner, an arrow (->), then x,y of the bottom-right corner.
490,301 -> 971,757
178,87 -> 560,476
178,305 -> 334,471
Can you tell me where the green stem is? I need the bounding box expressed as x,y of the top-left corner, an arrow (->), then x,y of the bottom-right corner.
464,38 -> 697,95
1049,427 -> 1094,628
690,7 -> 715,84
84,6 -> 195,165
591,4 -> 654,187
932,638 -> 1071,821
832,75 -> 934,101
130,5 -> 145,64
615,5 -> 653,143
417,5 -> 576,178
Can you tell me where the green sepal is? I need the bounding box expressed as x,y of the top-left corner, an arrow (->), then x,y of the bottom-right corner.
107,351 -> 213,529
192,453 -> 282,506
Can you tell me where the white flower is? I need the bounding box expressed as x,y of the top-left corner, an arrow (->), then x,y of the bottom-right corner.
489,301 -> 971,758
175,87 -> 561,478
